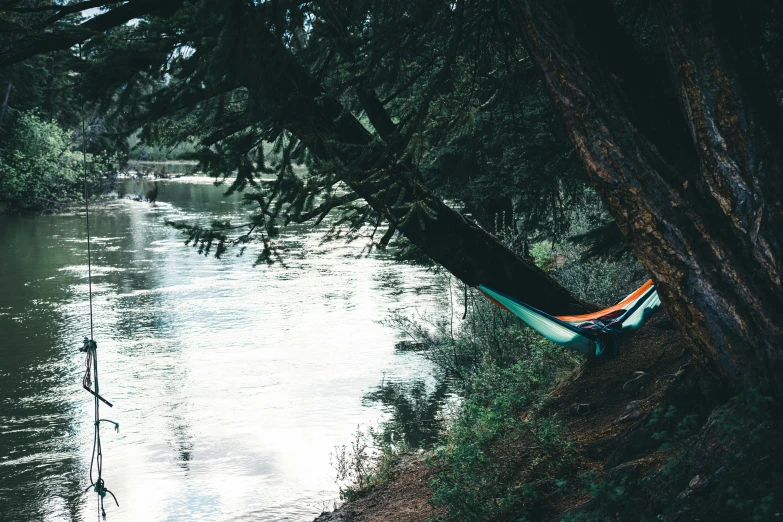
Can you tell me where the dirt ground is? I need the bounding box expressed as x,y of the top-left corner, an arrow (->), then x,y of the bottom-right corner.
314,313 -> 692,521
314,453 -> 444,522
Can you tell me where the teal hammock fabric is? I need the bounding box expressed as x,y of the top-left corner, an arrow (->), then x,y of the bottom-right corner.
478,282 -> 661,358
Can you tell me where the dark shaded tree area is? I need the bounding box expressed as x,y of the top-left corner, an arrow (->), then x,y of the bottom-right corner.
0,7 -> 125,211
510,0 -> 783,395
1,0 -> 596,315
1,0 -> 782,397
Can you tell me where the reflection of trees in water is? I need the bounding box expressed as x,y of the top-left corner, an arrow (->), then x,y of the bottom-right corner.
0,215 -> 92,519
167,418 -> 195,472
363,378 -> 451,449
374,269 -> 405,297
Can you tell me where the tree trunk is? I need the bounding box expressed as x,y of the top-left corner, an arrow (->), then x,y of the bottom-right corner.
223,6 -> 592,315
509,0 -> 783,393
0,0 -> 593,315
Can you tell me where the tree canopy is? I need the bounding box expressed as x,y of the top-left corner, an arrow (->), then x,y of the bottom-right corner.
2,0 -> 782,394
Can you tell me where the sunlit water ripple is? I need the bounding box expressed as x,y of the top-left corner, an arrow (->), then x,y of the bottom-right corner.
0,178 -> 449,521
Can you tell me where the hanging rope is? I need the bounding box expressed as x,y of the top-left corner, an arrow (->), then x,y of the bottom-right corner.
81,61 -> 94,342
79,44 -> 118,521
463,283 -> 468,320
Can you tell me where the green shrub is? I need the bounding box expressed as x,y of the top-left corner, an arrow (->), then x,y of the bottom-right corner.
554,252 -> 645,307
0,112 -> 90,210
384,277 -> 580,380
527,190 -> 647,307
331,424 -> 410,502
429,358 -> 576,521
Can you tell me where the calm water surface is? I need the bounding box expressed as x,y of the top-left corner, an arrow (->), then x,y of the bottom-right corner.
0,178 -> 448,521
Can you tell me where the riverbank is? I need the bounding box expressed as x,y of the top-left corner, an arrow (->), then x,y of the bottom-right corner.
0,193 -> 120,216
0,178 -> 450,521
314,313 -> 783,521
314,454 -> 442,522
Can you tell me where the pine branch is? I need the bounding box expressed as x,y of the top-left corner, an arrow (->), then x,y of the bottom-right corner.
0,0 -> 183,67
287,192 -> 361,225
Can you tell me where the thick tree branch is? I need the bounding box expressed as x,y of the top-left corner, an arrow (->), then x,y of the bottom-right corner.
0,0 -> 183,67
0,0 -> 594,316
224,4 -> 592,315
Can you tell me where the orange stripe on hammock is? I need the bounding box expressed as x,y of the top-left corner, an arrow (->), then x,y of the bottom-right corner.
555,279 -> 653,323
477,280 -> 654,323
481,292 -> 510,312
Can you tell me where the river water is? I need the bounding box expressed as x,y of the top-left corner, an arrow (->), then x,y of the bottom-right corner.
0,178 -> 449,521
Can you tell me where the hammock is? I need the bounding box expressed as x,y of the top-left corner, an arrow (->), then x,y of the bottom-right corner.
478,280 -> 661,359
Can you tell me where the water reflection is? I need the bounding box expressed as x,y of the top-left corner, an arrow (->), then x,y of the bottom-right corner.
363,377 -> 451,449
0,215 -> 87,521
0,177 -> 448,521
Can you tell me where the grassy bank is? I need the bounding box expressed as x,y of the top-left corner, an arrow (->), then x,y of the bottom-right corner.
317,238 -> 783,521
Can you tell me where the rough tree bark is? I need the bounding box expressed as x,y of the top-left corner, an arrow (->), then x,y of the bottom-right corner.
509,0 -> 783,394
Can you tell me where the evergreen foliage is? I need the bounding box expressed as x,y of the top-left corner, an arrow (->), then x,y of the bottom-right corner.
4,2 -> 783,519
429,357 -> 576,521
1,0 -> 603,255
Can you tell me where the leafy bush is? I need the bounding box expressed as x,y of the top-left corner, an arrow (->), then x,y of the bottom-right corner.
331,424 -> 410,502
0,112 -> 93,211
525,188 -> 647,306
384,277 -> 580,380
377,272 -> 580,519
428,356 -> 576,521
554,251 -> 646,307
344,206 -> 644,519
